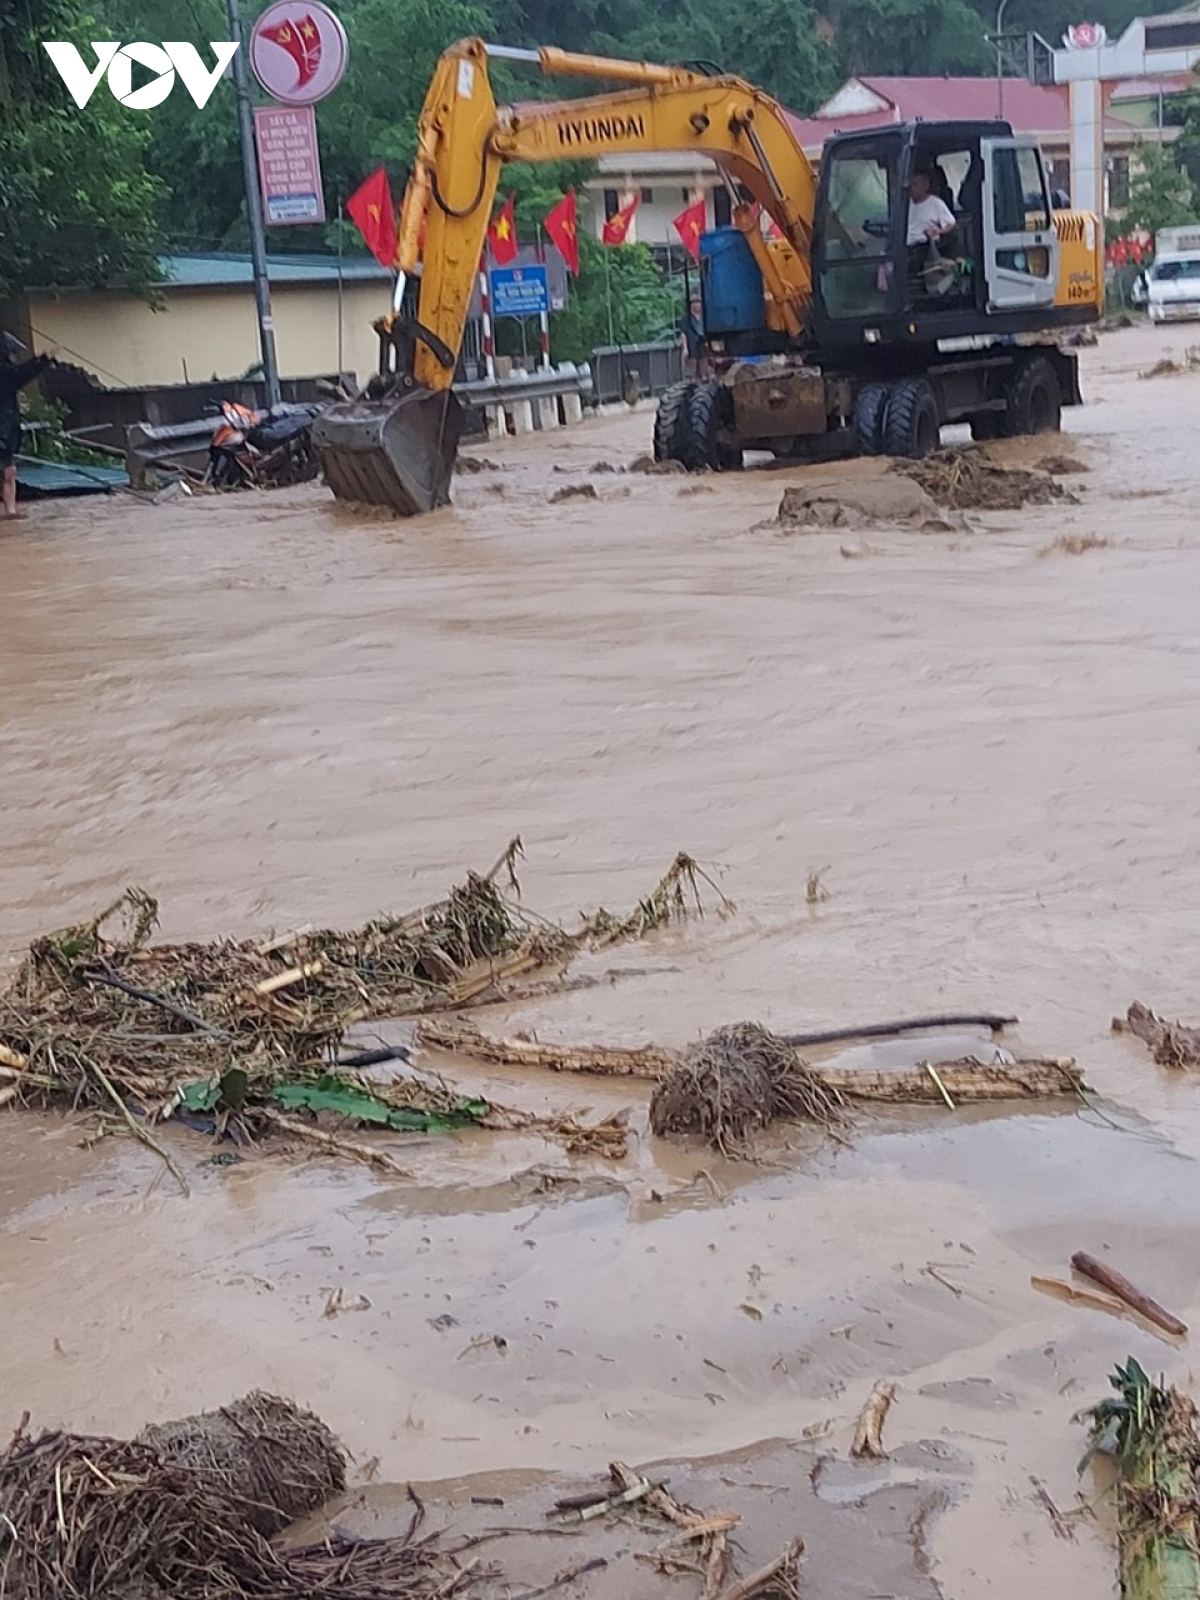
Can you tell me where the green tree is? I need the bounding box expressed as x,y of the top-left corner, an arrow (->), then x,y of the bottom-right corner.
1121,139 -> 1195,236
825,0 -> 989,76
547,235 -> 681,362
0,0 -> 166,296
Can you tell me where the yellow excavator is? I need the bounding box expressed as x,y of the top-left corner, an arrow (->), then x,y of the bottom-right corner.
312,38 -> 1104,514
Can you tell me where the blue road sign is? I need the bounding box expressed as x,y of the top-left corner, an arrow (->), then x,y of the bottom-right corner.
490,264 -> 550,317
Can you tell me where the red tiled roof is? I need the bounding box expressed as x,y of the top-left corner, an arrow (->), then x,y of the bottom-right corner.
786,76 -> 1137,150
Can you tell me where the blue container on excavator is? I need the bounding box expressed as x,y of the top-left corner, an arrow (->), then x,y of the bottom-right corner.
699,228 -> 765,336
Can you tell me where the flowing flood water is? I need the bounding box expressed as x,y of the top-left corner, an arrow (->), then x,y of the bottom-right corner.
4,323 -> 1200,1595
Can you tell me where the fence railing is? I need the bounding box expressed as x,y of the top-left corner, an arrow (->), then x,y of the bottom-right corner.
589,341 -> 684,404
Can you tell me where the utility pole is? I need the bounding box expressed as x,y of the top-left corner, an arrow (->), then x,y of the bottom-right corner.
226,0 -> 282,406
995,0 -> 1010,120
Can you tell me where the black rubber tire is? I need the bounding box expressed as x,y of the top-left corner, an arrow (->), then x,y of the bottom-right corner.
1002,355 -> 1061,438
969,413 -> 1002,441
883,377 -> 940,459
853,383 -> 891,457
681,380 -> 741,472
653,380 -> 694,462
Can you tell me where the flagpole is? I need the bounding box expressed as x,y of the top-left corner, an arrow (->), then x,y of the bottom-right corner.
536,222 -> 551,370
603,244 -> 615,345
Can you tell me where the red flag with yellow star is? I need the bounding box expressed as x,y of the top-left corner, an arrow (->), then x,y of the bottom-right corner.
488,192 -> 519,266
602,193 -> 639,246
672,196 -> 705,262
544,191 -> 579,275
262,13 -> 322,88
347,167 -> 397,268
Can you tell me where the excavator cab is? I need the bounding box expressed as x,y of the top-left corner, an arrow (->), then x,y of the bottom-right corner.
809,121 -> 1083,356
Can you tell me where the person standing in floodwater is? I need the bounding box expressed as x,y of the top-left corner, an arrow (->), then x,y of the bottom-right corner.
1,333 -> 56,522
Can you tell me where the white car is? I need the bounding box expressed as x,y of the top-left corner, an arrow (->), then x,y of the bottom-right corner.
1141,253 -> 1200,322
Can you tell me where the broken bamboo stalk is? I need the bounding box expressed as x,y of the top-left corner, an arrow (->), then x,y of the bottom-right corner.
417,1023 -> 1084,1104
710,1539 -> 803,1600
1031,1276 -> 1128,1318
851,1380 -> 896,1460
1071,1251 -> 1188,1338
416,1020 -> 672,1078
259,1110 -> 412,1176
251,959 -> 325,997
815,1058 -> 1082,1102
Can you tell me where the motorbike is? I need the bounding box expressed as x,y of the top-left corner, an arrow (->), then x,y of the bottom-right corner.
204,400 -> 322,490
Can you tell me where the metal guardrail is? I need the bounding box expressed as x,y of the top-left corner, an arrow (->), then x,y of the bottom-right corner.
126,367 -> 596,484
459,363 -> 593,408
590,341 -> 684,404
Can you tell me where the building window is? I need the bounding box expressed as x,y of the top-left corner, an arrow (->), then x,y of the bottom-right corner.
681,186 -> 692,203
713,187 -> 732,227
1048,157 -> 1071,205
603,188 -> 620,220
1108,155 -> 1130,211
640,187 -> 654,203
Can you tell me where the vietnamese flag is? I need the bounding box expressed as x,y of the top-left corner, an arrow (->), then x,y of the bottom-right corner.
672,195 -> 705,262
544,190 -> 580,275
602,193 -> 639,246
488,192 -> 519,265
347,167 -> 397,268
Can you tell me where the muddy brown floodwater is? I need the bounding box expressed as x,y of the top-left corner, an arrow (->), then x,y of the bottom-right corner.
4,323 -> 1200,1597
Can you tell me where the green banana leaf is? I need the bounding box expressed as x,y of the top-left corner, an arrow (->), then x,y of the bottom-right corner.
272,1074 -> 489,1134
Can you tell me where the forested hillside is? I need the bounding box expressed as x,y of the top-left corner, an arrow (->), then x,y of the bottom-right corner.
0,0 -> 1189,296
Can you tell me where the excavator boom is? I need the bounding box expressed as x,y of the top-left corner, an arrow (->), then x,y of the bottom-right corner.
312,38 -> 819,511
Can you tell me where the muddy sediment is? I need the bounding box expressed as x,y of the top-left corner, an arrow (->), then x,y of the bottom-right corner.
3,325 -> 1200,1599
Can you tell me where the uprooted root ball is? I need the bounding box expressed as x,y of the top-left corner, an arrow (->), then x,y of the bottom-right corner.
649,1022 -> 845,1151
0,1396 -> 479,1600
893,446 -> 1075,512
137,1391 -> 344,1537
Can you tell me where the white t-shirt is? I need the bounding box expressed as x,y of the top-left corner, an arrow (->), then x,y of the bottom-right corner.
907,194 -> 955,246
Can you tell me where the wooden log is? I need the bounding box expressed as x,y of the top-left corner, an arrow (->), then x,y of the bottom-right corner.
1071,1251 -> 1188,1337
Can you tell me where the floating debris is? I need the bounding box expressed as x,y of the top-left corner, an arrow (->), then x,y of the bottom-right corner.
1117,1001 -> 1200,1068
0,846 -> 718,1176
1084,1359 -> 1200,1600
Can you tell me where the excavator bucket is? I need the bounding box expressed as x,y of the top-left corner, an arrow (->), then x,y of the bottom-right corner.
312,388 -> 465,515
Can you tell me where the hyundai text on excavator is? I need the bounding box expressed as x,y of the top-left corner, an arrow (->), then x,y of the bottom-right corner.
312,38 -> 1104,514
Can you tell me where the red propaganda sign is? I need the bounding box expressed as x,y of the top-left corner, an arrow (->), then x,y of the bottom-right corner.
254,104 -> 325,225
1064,21 -> 1108,49
250,0 -> 348,105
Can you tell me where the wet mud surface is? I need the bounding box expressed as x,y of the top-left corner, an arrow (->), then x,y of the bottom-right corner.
4,324 -> 1200,1595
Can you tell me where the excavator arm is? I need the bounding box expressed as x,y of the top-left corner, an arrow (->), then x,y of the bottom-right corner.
312,37 -> 819,512
398,38 -> 818,389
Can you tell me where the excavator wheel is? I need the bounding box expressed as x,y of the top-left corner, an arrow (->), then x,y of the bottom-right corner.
883,378 -> 940,459
653,380 -> 694,462
681,380 -> 742,472
1002,355 -> 1061,438
853,383 -> 891,457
